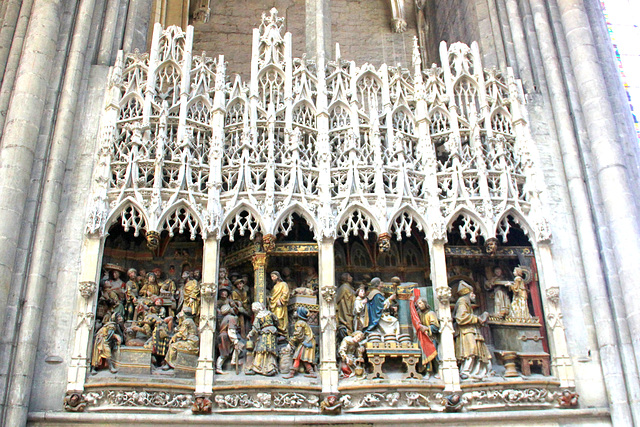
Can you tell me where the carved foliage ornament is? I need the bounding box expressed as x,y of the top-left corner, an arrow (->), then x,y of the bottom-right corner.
78,281 -> 97,299
82,390 -> 193,409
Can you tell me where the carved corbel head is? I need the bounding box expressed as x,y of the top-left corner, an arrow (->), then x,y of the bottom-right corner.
78,281 -> 97,299
200,282 -> 217,303
146,230 -> 160,251
378,233 -> 391,253
64,392 -> 87,412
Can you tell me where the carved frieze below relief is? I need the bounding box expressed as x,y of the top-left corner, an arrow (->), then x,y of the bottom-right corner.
82,390 -> 193,411
213,391 -> 320,411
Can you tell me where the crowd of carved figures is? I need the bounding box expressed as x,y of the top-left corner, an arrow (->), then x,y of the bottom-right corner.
77,8 -> 574,413
93,262 -> 202,374
92,252 -> 541,382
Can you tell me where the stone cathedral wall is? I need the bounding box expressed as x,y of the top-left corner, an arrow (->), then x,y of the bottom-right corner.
3,1 -> 633,425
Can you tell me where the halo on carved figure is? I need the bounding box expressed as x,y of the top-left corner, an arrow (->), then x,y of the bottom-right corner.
220,203 -> 265,241
335,204 -> 382,242
103,197 -> 150,237
272,203 -> 318,240
446,207 -> 490,244
158,201 -> 204,240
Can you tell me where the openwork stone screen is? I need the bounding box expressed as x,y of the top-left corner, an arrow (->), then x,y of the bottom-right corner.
85,8 -> 550,245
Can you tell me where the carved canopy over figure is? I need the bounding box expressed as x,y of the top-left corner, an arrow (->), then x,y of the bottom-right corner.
268,271 -> 290,334
454,281 -> 491,379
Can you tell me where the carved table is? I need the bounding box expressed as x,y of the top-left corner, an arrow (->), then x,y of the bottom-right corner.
517,352 -> 551,376
365,342 -> 423,380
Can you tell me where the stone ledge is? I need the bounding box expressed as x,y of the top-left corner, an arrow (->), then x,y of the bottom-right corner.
28,408 -> 610,425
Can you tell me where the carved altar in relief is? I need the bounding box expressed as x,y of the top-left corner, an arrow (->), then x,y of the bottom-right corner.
67,8 -> 577,416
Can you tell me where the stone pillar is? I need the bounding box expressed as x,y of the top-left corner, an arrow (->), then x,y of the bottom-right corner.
556,0 -> 640,378
96,0 -> 122,65
252,252 -> 267,306
528,0 -> 640,422
305,0 -> 331,62
503,0 -> 535,92
196,236 -> 219,395
318,237 -> 338,393
4,0 -> 98,423
429,240 -> 460,392
0,0 -> 35,133
67,237 -> 104,392
534,243 -> 575,388
0,0 -> 62,327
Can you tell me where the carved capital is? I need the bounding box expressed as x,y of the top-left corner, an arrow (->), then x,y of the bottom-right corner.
200,282 -> 217,303
436,286 -> 452,305
320,285 -> 336,303
545,287 -> 560,305
252,253 -> 267,269
78,281 -> 97,299
262,233 -> 276,252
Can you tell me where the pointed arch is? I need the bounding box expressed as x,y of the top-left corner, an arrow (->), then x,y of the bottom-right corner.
335,204 -> 382,242
495,207 -> 535,244
387,205 -> 428,240
104,197 -> 150,237
220,202 -> 266,241
272,203 -> 318,238
446,206 -> 490,243
158,201 -> 204,240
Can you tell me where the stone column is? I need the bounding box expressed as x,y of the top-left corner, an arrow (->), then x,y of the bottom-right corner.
96,0 -> 122,65
0,0 -> 62,327
252,252 -> 267,306
557,0 -> 640,364
533,243 -> 575,388
196,236 -> 219,395
4,0 -> 98,423
528,0 -> 640,423
66,237 -> 104,392
503,0 -> 535,92
429,240 -> 460,392
305,0 -> 331,62
318,237 -> 338,394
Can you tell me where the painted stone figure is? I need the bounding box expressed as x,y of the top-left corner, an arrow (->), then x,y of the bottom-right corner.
410,290 -> 439,374
454,281 -> 491,379
365,277 -> 399,336
336,273 -> 355,340
231,278 -> 251,338
353,285 -> 369,332
338,331 -> 366,378
508,267 -> 532,319
216,304 -> 241,374
284,307 -> 317,379
268,271 -> 289,334
183,271 -> 201,318
139,272 -> 160,297
245,302 -> 279,376
90,315 -> 121,374
485,266 -> 510,318
164,309 -> 199,369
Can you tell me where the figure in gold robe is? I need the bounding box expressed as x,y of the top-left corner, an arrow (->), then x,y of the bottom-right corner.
268,271 -> 289,334
508,267 -> 532,319
90,315 -> 121,374
284,307 -> 317,379
164,310 -> 199,369
454,281 -> 491,379
183,273 -> 201,318
336,273 -> 355,340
